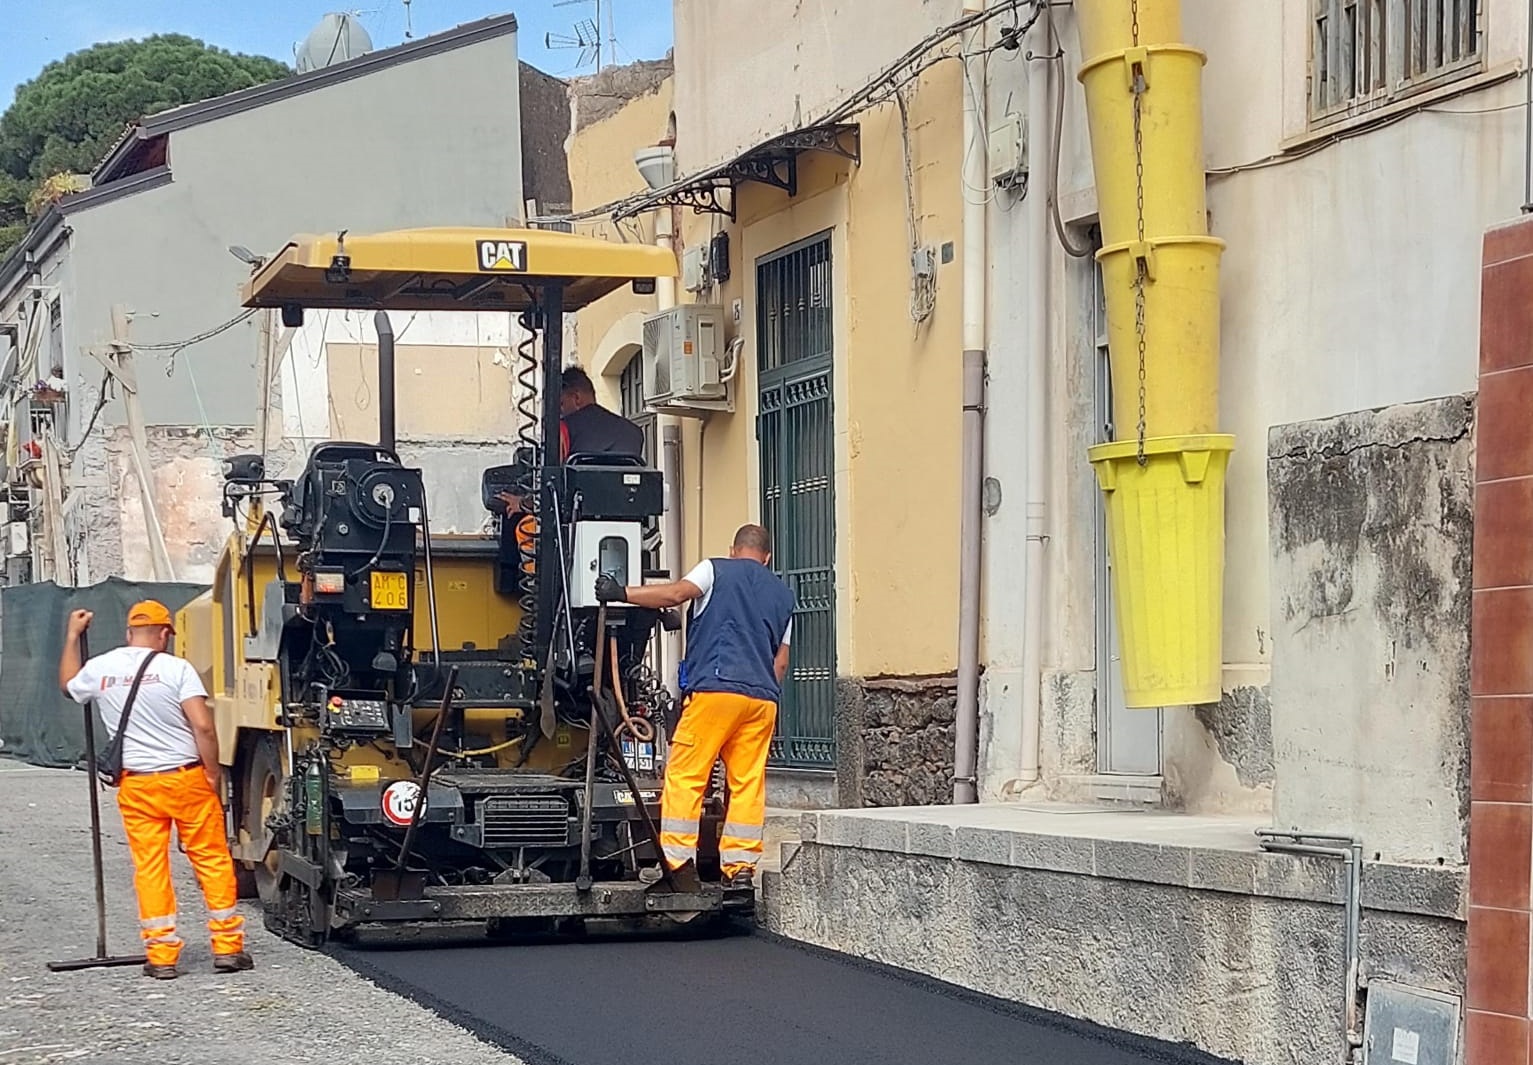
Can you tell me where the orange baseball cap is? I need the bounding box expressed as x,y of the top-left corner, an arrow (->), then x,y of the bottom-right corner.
127,600 -> 175,630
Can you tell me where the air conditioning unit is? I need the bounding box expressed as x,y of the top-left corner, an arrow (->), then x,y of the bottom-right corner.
642,305 -> 727,405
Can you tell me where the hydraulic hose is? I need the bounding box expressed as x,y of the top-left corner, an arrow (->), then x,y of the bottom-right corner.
608,636 -> 656,743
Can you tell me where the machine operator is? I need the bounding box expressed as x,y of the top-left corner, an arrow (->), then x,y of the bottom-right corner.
496,365 -> 645,514
57,602 -> 254,981
595,524 -> 794,892
496,365 -> 649,577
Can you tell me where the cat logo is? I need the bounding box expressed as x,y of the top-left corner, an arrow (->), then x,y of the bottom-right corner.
476,239 -> 529,273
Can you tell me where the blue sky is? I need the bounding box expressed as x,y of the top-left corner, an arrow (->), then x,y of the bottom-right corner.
1,0 -> 675,104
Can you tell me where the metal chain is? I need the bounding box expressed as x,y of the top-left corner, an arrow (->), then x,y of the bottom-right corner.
1130,0 -> 1149,466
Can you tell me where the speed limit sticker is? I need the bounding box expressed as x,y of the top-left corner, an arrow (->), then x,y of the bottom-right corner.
381,780 -> 425,826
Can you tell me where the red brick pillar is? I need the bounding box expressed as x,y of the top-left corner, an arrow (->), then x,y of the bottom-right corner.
1469,218 -> 1533,1063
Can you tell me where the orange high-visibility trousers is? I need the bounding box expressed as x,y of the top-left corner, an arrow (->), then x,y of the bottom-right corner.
116,765 -> 245,967
659,691 -> 775,877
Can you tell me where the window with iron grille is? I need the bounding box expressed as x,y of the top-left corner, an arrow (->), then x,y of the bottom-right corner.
46,300 -> 62,373
618,354 -> 656,464
619,354 -> 660,579
1310,0 -> 1481,122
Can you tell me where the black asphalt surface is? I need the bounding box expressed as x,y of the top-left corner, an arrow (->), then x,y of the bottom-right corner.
334,926 -> 1238,1065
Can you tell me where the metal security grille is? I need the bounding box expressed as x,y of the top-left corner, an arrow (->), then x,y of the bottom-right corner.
1311,0 -> 1480,120
619,355 -> 656,464
619,354 -> 660,583
757,232 -> 837,769
479,795 -> 571,848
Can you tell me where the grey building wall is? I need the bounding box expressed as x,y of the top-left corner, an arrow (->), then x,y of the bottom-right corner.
519,63 -> 572,212
62,28 -> 527,428
1268,395 -> 1476,865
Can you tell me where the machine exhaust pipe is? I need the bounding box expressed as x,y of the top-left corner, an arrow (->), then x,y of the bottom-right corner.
375,310 -> 397,454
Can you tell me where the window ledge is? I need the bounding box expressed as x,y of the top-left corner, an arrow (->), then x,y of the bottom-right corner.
1278,62 -> 1522,156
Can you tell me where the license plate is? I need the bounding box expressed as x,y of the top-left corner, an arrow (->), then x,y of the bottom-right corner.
369,571 -> 409,611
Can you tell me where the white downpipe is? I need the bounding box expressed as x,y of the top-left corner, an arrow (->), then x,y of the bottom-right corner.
1017,27 -> 1052,786
954,0 -> 988,805
655,205 -> 684,696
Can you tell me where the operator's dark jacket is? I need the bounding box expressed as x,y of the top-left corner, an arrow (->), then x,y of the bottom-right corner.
562,404 -> 645,459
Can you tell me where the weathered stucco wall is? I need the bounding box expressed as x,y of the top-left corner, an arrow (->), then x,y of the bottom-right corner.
111,426 -> 298,584
519,62 -> 573,213
1269,395 -> 1476,864
673,0 -> 950,172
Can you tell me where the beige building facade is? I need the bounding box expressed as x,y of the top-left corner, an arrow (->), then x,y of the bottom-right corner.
568,26 -> 970,806
564,1 -> 1526,1059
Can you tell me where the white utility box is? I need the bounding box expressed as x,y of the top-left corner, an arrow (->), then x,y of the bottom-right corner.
567,520 -> 644,610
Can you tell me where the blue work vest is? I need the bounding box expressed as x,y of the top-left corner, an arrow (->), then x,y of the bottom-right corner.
679,558 -> 795,703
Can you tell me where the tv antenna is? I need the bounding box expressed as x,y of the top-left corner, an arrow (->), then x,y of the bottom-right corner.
548,0 -> 616,72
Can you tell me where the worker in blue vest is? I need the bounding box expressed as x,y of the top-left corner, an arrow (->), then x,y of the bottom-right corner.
596,523 -> 794,891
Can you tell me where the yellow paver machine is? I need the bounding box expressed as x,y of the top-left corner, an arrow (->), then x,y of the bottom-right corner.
176,227 -> 742,947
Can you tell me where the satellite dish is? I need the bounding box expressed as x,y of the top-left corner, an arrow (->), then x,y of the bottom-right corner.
295,12 -> 375,73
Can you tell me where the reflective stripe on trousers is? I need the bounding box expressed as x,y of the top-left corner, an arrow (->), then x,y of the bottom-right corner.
660,691 -> 775,877
117,766 -> 245,967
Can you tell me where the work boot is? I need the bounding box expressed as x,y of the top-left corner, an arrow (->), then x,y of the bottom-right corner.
213,951 -> 254,973
727,868 -> 755,891
649,859 -> 702,894
142,962 -> 178,981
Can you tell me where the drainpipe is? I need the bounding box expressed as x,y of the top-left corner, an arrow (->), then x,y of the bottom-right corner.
655,204 -> 684,695
954,0 -> 989,805
1015,18 -> 1055,788
1523,0 -> 1533,213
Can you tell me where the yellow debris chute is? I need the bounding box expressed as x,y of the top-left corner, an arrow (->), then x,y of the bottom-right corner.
1076,0 -> 1232,708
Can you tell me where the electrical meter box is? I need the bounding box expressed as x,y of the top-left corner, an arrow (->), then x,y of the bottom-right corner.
568,520 -> 644,610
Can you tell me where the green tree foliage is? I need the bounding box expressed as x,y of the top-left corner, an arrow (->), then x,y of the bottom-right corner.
0,35 -> 289,254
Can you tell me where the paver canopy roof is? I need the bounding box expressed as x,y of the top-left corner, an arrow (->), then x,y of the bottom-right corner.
241,226 -> 676,313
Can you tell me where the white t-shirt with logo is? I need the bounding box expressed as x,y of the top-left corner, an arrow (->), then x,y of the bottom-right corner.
66,647 -> 209,772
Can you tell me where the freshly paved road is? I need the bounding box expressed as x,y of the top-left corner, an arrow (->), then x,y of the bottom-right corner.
3,758 -> 1236,1065
337,927 -> 1238,1065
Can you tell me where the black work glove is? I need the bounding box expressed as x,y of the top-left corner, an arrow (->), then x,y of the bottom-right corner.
659,609 -> 682,632
594,573 -> 625,603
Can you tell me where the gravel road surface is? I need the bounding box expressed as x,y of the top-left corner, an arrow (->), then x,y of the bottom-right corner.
0,759 -> 517,1065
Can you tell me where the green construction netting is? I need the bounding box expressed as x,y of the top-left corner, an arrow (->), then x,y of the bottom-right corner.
0,578 -> 209,768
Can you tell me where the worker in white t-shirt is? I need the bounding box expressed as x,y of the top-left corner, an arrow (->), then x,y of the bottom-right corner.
58,601 -> 252,980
